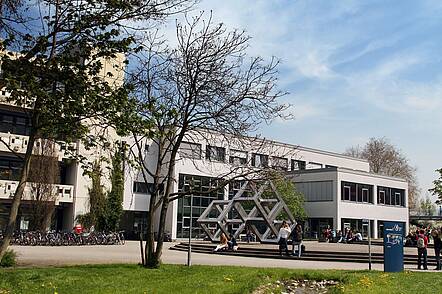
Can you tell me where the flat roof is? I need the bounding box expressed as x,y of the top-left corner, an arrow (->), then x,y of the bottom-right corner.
287,167 -> 407,183
192,128 -> 369,164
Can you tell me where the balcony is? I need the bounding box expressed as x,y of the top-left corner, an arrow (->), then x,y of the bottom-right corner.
0,90 -> 33,109
0,132 -> 78,160
0,180 -> 74,204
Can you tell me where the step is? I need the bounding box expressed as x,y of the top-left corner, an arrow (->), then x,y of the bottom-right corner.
170,243 -> 438,266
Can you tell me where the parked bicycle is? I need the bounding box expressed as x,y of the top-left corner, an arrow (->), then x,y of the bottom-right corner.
0,230 -> 125,246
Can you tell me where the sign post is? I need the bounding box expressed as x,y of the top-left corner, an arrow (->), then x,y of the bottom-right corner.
363,219 -> 371,270
383,221 -> 404,272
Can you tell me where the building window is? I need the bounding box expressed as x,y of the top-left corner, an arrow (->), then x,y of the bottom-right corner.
0,110 -> 31,136
395,192 -> 401,206
362,188 -> 369,203
307,162 -> 323,169
379,190 -> 385,204
341,181 -> 373,204
343,185 -> 351,201
291,160 -> 306,171
251,153 -> 268,167
377,186 -> 405,207
179,142 -> 202,159
133,181 -> 149,194
206,145 -> 225,162
271,156 -> 288,170
229,149 -> 247,165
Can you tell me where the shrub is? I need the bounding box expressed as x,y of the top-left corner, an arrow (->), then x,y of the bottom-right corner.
1,249 -> 17,267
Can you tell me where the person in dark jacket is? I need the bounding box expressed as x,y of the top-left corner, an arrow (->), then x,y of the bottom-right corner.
432,228 -> 441,270
291,223 -> 303,257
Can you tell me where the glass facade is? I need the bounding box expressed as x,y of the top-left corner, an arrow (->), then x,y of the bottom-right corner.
176,174 -> 225,238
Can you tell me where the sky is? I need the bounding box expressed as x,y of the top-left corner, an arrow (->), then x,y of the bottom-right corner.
172,0 -> 442,200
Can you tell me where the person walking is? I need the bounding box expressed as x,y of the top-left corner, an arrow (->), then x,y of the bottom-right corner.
432,228 -> 441,270
291,223 -> 303,258
416,229 -> 428,270
278,221 -> 291,256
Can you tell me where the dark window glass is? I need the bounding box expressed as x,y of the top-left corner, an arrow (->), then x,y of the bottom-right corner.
206,145 -> 225,162
291,160 -> 306,170
272,156 -> 288,170
252,153 -> 268,167
343,186 -> 351,201
133,181 -> 149,194
342,181 -> 373,204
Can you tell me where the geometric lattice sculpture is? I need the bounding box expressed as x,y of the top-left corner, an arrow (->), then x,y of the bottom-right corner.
197,180 -> 296,243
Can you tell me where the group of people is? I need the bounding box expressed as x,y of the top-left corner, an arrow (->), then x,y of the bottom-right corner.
212,221 -> 304,257
336,227 -> 363,243
407,226 -> 441,270
277,221 -> 303,257
212,233 -> 238,252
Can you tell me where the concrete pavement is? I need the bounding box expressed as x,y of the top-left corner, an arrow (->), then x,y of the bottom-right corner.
10,241 -> 436,271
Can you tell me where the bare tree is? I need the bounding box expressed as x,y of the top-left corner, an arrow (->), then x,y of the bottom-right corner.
28,140 -> 59,231
344,137 -> 419,209
121,13 -> 291,268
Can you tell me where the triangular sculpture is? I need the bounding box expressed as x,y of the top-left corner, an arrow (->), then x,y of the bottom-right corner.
197,180 -> 297,243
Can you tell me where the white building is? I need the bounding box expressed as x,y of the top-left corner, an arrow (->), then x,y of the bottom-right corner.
120,131 -> 408,240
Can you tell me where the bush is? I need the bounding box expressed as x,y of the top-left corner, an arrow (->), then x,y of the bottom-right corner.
1,250 -> 17,267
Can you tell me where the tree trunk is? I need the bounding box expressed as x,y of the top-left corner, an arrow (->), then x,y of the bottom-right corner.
0,128 -> 37,260
153,197 -> 169,265
144,207 -> 157,267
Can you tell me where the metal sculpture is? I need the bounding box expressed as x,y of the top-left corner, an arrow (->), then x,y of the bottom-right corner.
197,180 -> 296,243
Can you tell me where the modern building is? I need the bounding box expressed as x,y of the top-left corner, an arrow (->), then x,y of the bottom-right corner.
1,55 -> 408,239
120,131 -> 409,240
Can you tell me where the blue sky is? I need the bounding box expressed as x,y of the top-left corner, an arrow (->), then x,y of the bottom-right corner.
188,0 -> 442,200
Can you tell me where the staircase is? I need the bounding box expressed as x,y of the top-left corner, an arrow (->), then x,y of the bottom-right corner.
170,242 -> 437,267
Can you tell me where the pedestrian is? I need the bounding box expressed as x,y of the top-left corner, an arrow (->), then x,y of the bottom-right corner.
291,223 -> 303,257
278,221 -> 291,256
432,228 -> 441,270
416,229 -> 428,270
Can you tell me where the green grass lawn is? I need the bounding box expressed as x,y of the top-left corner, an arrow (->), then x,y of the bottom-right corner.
0,264 -> 441,294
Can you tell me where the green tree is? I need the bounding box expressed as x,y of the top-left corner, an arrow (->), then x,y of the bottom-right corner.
265,172 -> 307,221
88,160 -> 107,230
103,145 -> 125,232
419,196 -> 436,216
0,0 -> 195,260
429,169 -> 442,202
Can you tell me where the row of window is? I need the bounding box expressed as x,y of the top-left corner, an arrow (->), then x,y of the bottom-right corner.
341,181 -> 406,207
0,156 -> 68,184
179,141 -> 329,171
0,110 -> 32,136
132,182 -> 164,194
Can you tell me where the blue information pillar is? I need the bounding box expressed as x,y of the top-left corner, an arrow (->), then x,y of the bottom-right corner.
383,221 -> 404,272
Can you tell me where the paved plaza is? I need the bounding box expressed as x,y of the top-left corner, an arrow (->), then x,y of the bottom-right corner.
10,241 -> 437,271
